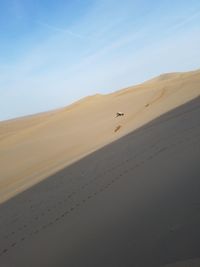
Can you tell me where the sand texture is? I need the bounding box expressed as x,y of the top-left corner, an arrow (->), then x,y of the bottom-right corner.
0,69 -> 200,203
0,95 -> 200,266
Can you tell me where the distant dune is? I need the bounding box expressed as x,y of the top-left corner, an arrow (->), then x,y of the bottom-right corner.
0,69 -> 200,202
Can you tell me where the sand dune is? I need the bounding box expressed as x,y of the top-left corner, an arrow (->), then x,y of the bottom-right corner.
0,95 -> 200,266
0,69 -> 200,202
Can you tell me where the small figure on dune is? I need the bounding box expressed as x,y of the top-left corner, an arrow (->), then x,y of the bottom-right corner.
116,112 -> 124,117
114,125 -> 122,132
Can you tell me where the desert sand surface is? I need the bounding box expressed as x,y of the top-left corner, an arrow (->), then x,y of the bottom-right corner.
0,95 -> 200,266
0,69 -> 200,203
163,258 -> 200,267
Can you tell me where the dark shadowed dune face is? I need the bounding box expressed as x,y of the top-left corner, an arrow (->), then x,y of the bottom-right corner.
0,97 -> 200,267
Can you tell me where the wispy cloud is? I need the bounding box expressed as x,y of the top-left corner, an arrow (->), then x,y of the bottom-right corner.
36,20 -> 94,40
171,9 -> 200,31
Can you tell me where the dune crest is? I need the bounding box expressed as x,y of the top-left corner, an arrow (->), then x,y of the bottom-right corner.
0,69 -> 200,202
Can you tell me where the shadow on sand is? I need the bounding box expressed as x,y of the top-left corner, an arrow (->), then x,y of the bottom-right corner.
0,96 -> 200,267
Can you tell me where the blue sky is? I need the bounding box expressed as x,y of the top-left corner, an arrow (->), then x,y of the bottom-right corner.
0,0 -> 200,121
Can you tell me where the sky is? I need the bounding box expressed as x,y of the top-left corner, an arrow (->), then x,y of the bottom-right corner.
0,0 -> 200,121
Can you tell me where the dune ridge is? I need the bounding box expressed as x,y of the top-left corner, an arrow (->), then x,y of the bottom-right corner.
0,69 -> 200,203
